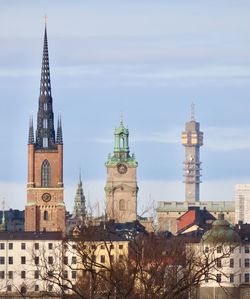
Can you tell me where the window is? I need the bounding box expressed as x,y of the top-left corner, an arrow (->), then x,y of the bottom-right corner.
110,245 -> 114,250
245,273 -> 249,283
48,271 -> 53,277
0,257 -> 5,264
239,259 -> 242,267
91,255 -> 96,263
230,274 -> 234,283
44,211 -> 49,221
63,256 -> 68,265
20,286 -> 26,294
41,160 -> 50,187
7,285 -> 12,292
216,274 -> 221,283
21,256 -> 26,264
35,285 -> 39,292
239,274 -> 242,284
72,271 -> 77,279
8,257 -> 13,264
230,246 -> 234,253
34,270 -> 39,279
101,245 -> 105,249
43,118 -> 48,129
216,259 -> 222,268
101,255 -> 105,263
34,243 -> 39,250
119,199 -> 125,211
8,271 -> 13,279
44,103 -> 48,111
48,243 -> 53,250
48,285 -> 53,292
72,256 -> 76,264
63,271 -> 68,279
0,243 -> 4,250
21,243 -> 26,250
110,255 -> 114,263
72,244 -> 77,249
245,258 -> 249,268
91,245 -> 96,250
230,259 -> 234,268
119,255 -> 124,261
34,256 -> 39,265
63,244 -> 68,250
21,271 -> 26,279
0,271 -> 4,279
245,246 -> 250,253
217,246 -> 222,254
205,273 -> 209,283
48,256 -> 53,264
8,243 -> 13,250
119,244 -> 123,250
43,137 -> 48,148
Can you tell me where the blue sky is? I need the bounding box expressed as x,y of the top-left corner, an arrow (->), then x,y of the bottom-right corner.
0,1 -> 250,214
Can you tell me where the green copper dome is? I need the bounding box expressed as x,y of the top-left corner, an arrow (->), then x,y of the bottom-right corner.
202,213 -> 241,245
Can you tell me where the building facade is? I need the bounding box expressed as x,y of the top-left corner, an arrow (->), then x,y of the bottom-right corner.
25,25 -> 66,233
105,119 -> 138,223
235,184 -> 250,225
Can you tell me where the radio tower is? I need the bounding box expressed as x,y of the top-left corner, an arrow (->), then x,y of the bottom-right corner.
181,104 -> 203,203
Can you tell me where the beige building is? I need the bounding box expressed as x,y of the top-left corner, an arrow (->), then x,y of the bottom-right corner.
157,200 -> 235,233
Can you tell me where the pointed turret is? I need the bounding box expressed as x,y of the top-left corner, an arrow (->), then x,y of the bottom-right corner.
73,173 -> 87,219
57,115 -> 63,144
35,23 -> 56,149
28,116 -> 34,144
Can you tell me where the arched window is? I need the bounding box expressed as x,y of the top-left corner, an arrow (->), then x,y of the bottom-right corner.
44,211 -> 49,221
41,160 -> 50,187
119,134 -> 125,149
119,199 -> 125,211
43,118 -> 48,129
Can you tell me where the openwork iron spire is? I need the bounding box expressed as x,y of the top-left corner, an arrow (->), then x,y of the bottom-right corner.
57,115 -> 63,144
35,24 -> 56,149
28,116 -> 34,144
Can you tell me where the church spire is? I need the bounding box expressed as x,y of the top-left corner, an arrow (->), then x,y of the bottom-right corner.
73,173 -> 86,219
35,23 -> 56,149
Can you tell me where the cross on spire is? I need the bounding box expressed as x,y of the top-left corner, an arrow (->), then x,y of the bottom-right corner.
191,102 -> 195,121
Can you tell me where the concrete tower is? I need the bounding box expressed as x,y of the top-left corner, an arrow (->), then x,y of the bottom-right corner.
105,118 -> 138,223
181,104 -> 203,204
25,24 -> 66,233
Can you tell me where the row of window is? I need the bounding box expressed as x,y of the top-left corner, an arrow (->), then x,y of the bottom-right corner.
0,256 -> 77,265
6,284 -> 54,293
205,245 -> 250,254
0,242 -> 54,250
212,273 -> 250,284
81,244 -> 124,250
0,270 -> 76,280
216,258 -> 250,268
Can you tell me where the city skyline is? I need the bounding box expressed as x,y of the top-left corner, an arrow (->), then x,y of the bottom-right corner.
1,1 -> 250,214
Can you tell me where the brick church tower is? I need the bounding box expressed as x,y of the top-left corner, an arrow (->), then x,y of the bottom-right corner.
25,24 -> 66,233
105,118 -> 138,223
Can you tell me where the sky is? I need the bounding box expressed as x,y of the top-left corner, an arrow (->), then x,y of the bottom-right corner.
0,0 -> 250,215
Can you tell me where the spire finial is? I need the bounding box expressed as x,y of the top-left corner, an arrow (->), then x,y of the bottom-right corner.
120,112 -> 123,126
44,15 -> 48,25
191,102 -> 195,121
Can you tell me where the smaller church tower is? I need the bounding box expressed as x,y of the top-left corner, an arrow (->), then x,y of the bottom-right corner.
105,118 -> 138,223
72,174 -> 86,219
181,104 -> 203,204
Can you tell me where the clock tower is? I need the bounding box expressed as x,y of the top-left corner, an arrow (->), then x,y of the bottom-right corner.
105,119 -> 138,223
25,24 -> 66,233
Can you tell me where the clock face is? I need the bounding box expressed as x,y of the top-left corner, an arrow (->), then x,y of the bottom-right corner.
117,163 -> 128,174
42,193 -> 51,202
